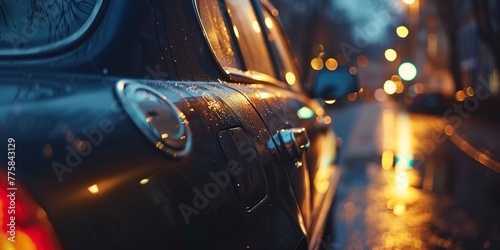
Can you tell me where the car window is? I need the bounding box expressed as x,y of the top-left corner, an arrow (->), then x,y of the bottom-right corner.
196,0 -> 276,78
262,7 -> 301,89
0,0 -> 101,55
224,0 -> 275,77
196,0 -> 239,69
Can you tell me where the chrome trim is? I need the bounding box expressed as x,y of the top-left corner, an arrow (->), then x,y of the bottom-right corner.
224,67 -> 288,87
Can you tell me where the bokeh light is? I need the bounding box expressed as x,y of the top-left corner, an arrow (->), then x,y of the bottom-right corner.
347,92 -> 358,101
349,66 -> 358,75
391,75 -> 402,82
325,58 -> 338,71
310,58 -> 323,70
357,55 -> 369,68
285,72 -> 296,85
398,62 -> 417,81
395,82 -> 404,93
88,184 -> 99,194
384,80 -> 397,95
466,87 -> 475,96
382,151 -> 394,170
385,49 -> 398,62
402,0 -> 415,5
396,26 -> 409,38
455,90 -> 466,102
265,17 -> 273,29
251,20 -> 261,33
393,202 -> 407,216
391,75 -> 405,93
413,83 -> 424,94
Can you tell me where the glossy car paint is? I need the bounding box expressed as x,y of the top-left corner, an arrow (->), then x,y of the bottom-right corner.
0,0 -> 338,249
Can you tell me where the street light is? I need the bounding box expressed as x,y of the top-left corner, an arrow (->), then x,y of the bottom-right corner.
384,80 -> 397,95
398,62 -> 417,81
396,26 -> 409,38
399,0 -> 419,82
401,0 -> 419,34
385,49 -> 398,62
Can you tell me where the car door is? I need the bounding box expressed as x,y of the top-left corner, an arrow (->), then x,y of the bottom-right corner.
195,0 -> 340,246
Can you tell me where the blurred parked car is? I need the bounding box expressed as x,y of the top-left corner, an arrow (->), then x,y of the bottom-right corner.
311,66 -> 359,105
0,0 -> 355,249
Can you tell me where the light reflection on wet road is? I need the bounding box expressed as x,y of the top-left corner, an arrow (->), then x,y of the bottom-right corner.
328,101 -> 500,250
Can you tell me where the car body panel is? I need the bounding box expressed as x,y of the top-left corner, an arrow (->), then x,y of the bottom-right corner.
1,74 -> 309,249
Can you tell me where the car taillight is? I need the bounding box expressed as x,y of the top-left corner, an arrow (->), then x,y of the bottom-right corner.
0,169 -> 62,250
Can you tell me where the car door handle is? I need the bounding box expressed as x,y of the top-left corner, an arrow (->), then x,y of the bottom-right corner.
278,128 -> 310,161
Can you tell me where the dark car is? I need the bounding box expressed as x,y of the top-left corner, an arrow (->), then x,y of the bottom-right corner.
0,0 -> 353,249
311,66 -> 359,104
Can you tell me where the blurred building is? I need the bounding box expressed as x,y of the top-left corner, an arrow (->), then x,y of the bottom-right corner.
414,0 -> 455,96
455,1 -> 499,95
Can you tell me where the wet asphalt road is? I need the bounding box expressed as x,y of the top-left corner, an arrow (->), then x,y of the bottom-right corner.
325,100 -> 500,250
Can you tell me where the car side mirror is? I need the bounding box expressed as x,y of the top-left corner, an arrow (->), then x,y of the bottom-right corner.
309,67 -> 359,101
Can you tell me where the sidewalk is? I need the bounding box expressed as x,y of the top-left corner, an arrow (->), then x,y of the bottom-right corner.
329,100 -> 398,164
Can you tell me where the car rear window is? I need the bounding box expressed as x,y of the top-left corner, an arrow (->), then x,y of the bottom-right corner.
0,0 -> 101,55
